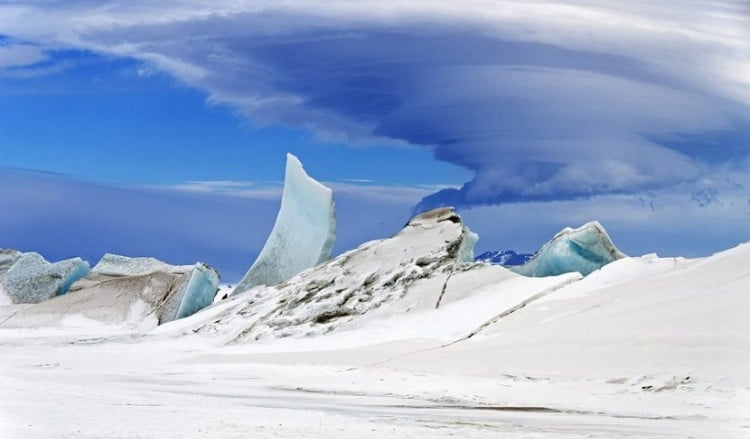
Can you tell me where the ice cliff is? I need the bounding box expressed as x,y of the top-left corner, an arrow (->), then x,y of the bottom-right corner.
0,249 -> 90,304
510,221 -> 625,277
233,153 -> 336,295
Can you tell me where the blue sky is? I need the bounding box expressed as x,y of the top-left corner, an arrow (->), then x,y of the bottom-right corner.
1,1 -> 749,280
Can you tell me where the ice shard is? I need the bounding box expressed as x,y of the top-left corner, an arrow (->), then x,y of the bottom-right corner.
233,153 -> 336,294
0,251 -> 90,304
174,263 -> 221,320
510,221 -> 625,277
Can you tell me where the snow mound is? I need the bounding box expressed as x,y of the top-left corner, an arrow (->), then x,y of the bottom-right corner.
233,153 -> 336,295
0,249 -> 90,304
183,207 -> 510,342
511,221 -> 625,277
0,254 -> 219,328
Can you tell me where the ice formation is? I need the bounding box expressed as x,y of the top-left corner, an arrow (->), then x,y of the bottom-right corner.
175,263 -> 221,320
0,250 -> 90,304
76,254 -> 221,323
233,153 -> 335,295
511,221 -> 625,277
185,207 -> 534,342
0,254 -> 219,327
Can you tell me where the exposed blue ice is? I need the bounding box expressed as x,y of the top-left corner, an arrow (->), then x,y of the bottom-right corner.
511,221 -> 625,277
0,251 -> 90,304
457,226 -> 479,264
233,153 -> 335,294
175,263 -> 220,319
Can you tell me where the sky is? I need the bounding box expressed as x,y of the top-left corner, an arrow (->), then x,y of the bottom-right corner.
1,0 -> 749,281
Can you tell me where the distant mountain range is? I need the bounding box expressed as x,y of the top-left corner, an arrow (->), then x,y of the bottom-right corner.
475,250 -> 533,266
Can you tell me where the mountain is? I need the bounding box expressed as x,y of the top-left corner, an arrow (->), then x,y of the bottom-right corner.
475,250 -> 533,266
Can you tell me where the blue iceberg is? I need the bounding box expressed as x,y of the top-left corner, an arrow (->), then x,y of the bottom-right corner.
510,221 -> 625,277
233,153 -> 336,294
175,263 -> 221,320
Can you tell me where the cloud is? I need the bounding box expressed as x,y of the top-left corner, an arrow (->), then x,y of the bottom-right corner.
0,0 -> 748,209
0,41 -> 46,69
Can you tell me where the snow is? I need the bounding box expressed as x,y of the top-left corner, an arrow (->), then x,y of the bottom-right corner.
233,153 -> 335,294
511,221 -> 625,277
0,252 -> 90,304
0,213 -> 748,437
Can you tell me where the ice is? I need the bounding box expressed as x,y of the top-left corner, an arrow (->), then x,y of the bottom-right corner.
76,254 -> 221,323
0,251 -> 90,304
175,263 -> 221,319
511,221 -> 625,277
233,153 -> 335,294
90,253 -> 193,276
0,254 -> 219,327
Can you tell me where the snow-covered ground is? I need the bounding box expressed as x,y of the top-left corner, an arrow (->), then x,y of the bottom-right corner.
1,240 -> 749,437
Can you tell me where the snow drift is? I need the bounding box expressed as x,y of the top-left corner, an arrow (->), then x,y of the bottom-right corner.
233,153 -> 336,295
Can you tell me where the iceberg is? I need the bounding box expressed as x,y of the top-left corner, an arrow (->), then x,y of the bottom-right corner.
510,221 -> 625,277
0,250 -> 90,304
233,153 -> 336,294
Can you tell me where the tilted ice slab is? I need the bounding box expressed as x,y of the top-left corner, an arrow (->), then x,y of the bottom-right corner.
168,207 -> 579,345
510,221 -> 625,277
0,249 -> 90,304
233,153 -> 335,295
0,254 -> 219,328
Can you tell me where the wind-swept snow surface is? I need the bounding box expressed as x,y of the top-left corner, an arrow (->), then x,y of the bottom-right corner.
233,153 -> 335,295
1,242 -> 748,437
0,211 -> 748,437
511,221 -> 625,277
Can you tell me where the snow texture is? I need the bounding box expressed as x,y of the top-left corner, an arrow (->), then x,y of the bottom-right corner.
233,153 -> 335,294
0,250 -> 90,304
511,221 -> 625,277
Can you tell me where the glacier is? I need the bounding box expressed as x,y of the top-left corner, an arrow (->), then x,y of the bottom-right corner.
233,153 -> 335,295
0,250 -> 90,304
510,221 -> 625,277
